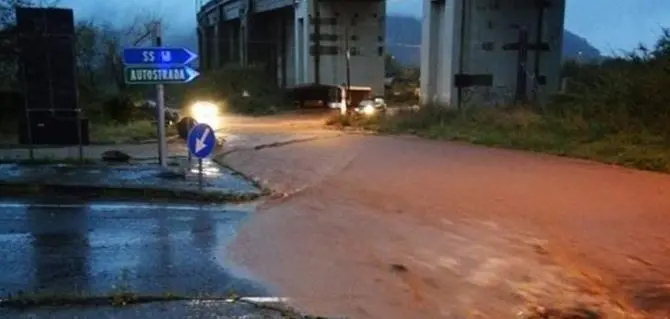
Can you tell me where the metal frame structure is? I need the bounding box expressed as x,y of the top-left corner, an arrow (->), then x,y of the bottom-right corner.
16,6 -> 84,161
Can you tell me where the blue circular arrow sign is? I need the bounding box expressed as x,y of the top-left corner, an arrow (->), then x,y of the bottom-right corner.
187,123 -> 216,158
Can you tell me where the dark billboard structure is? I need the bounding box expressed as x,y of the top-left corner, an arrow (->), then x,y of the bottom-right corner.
15,7 -> 89,147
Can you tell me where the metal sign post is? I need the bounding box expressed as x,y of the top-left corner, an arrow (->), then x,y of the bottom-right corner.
198,158 -> 203,188
122,36 -> 199,168
154,23 -> 167,168
186,123 -> 216,191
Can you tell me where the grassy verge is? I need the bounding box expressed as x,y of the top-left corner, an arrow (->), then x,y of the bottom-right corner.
0,120 -> 177,146
89,120 -> 177,144
329,105 -> 670,173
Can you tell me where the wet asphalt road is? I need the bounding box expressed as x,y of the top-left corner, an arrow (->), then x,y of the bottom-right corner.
0,199 -> 269,298
3,300 -> 296,318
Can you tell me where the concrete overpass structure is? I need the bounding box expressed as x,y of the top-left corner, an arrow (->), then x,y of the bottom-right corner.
195,0 -> 386,95
421,0 -> 566,107
196,0 -> 566,106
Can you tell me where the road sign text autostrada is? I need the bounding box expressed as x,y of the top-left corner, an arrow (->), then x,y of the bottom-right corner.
124,66 -> 199,84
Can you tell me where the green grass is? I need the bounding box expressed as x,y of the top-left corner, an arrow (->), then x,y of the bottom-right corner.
329,106 -> 670,173
0,120 -> 177,145
89,120 -> 177,144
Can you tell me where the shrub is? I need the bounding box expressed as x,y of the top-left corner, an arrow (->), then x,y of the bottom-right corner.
183,65 -> 286,115
100,94 -> 135,123
548,29 -> 670,136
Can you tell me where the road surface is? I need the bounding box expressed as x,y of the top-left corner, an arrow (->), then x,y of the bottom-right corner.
0,199 -> 298,317
0,199 -> 268,296
216,115 -> 670,318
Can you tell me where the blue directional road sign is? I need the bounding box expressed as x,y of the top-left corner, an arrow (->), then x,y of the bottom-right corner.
123,47 -> 198,65
187,123 -> 216,159
124,66 -> 200,84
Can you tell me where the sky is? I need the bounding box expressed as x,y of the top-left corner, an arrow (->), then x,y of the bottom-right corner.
58,0 -> 669,54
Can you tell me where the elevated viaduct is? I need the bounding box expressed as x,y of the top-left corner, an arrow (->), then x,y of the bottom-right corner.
196,0 -> 566,106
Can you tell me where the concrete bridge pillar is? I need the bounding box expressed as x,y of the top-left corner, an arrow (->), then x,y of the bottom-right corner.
202,25 -> 216,71
217,19 -> 234,68
291,0 -> 385,94
239,20 -> 248,66
420,0 -> 566,107
221,20 -> 240,65
282,10 -> 296,87
276,10 -> 290,87
293,0 -> 311,85
214,20 -> 235,66
275,9 -> 298,88
212,23 -> 221,68
239,0 -> 252,66
197,26 -> 205,69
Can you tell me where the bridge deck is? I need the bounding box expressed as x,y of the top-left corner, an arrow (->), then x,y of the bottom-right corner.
197,0 -> 295,24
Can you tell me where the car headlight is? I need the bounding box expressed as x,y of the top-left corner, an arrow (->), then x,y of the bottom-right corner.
362,104 -> 376,115
189,101 -> 220,128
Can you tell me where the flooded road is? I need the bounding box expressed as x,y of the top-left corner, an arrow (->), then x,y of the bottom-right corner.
0,199 -> 269,298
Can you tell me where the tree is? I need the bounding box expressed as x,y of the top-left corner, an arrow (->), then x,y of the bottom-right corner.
385,54 -> 402,77
75,20 -> 102,99
0,0 -> 58,89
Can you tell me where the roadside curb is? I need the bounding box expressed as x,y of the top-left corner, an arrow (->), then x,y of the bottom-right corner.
128,134 -> 181,145
0,135 -> 180,149
0,182 -> 261,203
0,293 -> 292,311
217,135 -> 343,158
212,135 -> 342,198
211,157 -> 272,197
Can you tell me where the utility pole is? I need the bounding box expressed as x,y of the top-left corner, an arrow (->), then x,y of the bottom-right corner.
153,22 -> 167,168
344,25 -> 352,112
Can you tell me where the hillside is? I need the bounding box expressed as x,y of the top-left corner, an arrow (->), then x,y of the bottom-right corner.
385,16 -> 602,66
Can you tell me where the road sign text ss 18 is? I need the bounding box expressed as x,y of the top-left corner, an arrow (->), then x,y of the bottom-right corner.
122,47 -> 198,65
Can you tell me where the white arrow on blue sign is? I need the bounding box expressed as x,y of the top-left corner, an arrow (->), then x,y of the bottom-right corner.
124,66 -> 200,84
187,123 -> 216,159
123,47 -> 198,65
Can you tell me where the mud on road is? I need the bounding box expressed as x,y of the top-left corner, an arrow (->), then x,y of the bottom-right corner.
219,134 -> 668,318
